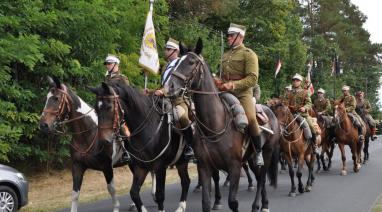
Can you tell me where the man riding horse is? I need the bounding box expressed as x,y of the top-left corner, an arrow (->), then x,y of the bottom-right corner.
288,73 -> 319,154
338,85 -> 365,141
153,38 -> 194,159
214,23 -> 263,166
313,88 -> 332,116
104,54 -> 131,162
356,91 -> 377,140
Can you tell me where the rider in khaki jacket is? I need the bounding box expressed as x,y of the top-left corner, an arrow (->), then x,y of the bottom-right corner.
356,91 -> 377,140
313,88 -> 331,116
214,23 -> 263,166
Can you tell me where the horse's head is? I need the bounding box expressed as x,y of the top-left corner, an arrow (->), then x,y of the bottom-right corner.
39,76 -> 72,134
166,38 -> 207,98
90,82 -> 124,144
334,101 -> 346,120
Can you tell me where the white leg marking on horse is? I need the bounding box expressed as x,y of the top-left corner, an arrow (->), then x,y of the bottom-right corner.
175,201 -> 186,212
76,97 -> 98,123
71,190 -> 80,212
151,172 -> 156,198
107,180 -> 120,212
141,206 -> 148,212
42,91 -> 53,115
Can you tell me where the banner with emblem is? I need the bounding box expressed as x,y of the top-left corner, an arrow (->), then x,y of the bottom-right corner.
139,3 -> 160,74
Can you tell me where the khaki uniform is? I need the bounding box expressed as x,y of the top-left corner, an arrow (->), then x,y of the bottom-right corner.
339,95 -> 364,128
356,98 -> 376,127
105,72 -> 130,85
314,97 -> 331,115
288,86 -> 317,135
222,44 -> 260,136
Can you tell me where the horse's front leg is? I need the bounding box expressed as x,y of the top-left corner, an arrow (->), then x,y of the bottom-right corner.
200,166 -> 212,212
304,153 -> 314,192
211,169 -> 223,210
71,163 -> 86,212
249,161 -> 264,212
338,143 -> 347,175
174,161 -> 190,212
130,167 -> 149,212
228,162 -> 241,212
296,154 -> 305,194
155,167 -> 167,212
103,166 -> 120,212
243,162 -> 255,191
350,142 -> 360,173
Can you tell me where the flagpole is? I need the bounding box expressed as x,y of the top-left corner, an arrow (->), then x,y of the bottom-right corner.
142,0 -> 155,90
219,31 -> 224,78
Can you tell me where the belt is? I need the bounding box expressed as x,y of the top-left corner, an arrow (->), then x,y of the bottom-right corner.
222,74 -> 245,81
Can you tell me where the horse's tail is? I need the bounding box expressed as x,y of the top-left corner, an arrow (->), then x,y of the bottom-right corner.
268,144 -> 279,188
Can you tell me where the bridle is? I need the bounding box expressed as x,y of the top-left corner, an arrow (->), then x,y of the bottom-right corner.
170,52 -> 231,142
277,104 -> 304,141
42,86 -> 95,134
97,86 -> 174,163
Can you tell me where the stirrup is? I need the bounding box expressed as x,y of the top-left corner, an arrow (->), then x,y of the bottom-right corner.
121,152 -> 131,163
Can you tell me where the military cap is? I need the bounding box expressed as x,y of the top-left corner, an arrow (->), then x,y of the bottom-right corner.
317,88 -> 325,94
342,85 -> 350,91
285,85 -> 292,91
228,23 -> 246,36
104,54 -> 120,65
165,38 -> 179,50
292,73 -> 303,81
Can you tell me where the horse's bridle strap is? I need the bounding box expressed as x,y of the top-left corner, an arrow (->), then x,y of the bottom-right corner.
171,71 -> 188,81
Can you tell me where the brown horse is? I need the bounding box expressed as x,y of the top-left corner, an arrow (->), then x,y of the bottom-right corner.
267,98 -> 315,196
333,102 -> 365,175
316,114 -> 336,171
166,39 -> 280,212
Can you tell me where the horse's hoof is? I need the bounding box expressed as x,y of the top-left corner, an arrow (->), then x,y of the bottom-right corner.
193,187 -> 201,193
341,170 -> 347,176
298,187 -> 305,194
247,186 -> 255,192
212,203 -> 223,210
305,186 -> 312,192
289,192 -> 296,197
128,203 -> 136,211
261,208 -> 270,212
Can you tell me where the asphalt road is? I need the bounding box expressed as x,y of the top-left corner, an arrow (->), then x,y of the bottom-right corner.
58,137 -> 382,212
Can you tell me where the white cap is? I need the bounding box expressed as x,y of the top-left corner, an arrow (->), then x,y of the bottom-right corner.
285,85 -> 292,91
342,85 -> 350,91
292,73 -> 303,81
317,88 -> 325,94
104,54 -> 120,64
228,23 -> 246,36
165,38 -> 179,50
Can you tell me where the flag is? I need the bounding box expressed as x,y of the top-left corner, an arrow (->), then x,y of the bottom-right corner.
305,61 -> 314,95
138,3 -> 160,74
274,58 -> 282,78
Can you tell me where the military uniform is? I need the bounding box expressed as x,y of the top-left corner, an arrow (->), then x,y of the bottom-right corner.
314,97 -> 331,115
356,97 -> 377,139
105,72 -> 130,86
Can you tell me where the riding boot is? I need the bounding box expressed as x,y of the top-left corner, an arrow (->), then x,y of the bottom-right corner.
183,127 -> 195,160
253,135 -> 264,166
371,127 -> 377,141
358,126 -> 364,142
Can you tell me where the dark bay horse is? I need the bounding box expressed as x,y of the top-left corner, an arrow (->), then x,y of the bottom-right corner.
316,114 -> 336,171
90,82 -> 190,212
356,107 -> 372,162
334,102 -> 365,175
267,99 -> 316,196
39,77 -> 120,212
166,39 -> 280,212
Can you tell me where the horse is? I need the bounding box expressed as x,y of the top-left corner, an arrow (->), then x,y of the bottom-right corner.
267,98 -> 316,196
333,102 -> 365,175
356,107 -> 372,162
316,114 -> 336,171
166,38 -> 280,212
90,82 -> 191,212
39,77 -> 121,212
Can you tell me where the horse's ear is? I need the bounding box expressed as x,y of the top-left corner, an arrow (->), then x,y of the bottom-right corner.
194,38 -> 203,55
101,82 -> 112,95
88,86 -> 100,96
52,76 -> 62,89
47,76 -> 55,87
179,41 -> 188,56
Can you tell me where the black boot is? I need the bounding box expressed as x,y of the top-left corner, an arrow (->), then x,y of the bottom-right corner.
253,135 -> 264,166
183,127 -> 195,160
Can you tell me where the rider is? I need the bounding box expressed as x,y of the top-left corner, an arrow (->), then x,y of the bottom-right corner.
338,85 -> 365,141
104,54 -> 131,163
154,38 -> 195,160
313,88 -> 332,116
288,73 -> 319,154
355,91 -> 377,140
215,23 -> 263,166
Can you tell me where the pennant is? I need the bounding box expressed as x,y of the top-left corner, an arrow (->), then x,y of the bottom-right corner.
138,4 -> 160,74
305,61 -> 314,95
274,58 -> 282,78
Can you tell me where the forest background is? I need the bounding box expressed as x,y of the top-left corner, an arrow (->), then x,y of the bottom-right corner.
1,0 -> 381,168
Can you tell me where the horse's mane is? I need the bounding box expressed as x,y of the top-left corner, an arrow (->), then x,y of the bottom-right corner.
113,83 -> 153,114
